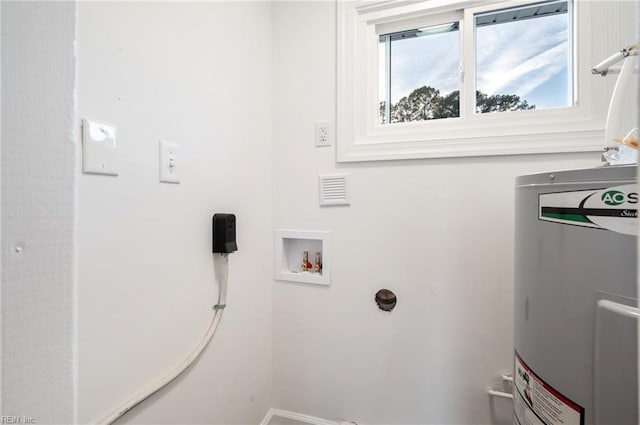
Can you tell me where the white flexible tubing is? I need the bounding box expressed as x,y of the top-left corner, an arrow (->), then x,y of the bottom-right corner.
592,50 -> 626,74
96,254 -> 229,425
604,54 -> 638,147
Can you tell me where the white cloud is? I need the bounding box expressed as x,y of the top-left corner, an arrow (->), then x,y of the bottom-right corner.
476,15 -> 568,98
389,30 -> 460,103
484,43 -> 567,97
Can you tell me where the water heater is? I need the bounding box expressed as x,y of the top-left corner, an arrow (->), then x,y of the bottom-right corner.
514,165 -> 638,425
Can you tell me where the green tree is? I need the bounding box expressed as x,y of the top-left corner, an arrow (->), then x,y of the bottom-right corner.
379,85 -> 535,123
433,90 -> 460,119
392,86 -> 440,122
475,91 -> 535,113
380,101 -> 388,124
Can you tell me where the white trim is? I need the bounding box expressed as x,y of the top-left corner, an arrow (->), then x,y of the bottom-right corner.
339,128 -> 603,162
356,0 -> 488,23
375,9 -> 461,35
260,408 -> 339,425
336,0 -> 618,162
460,10 -> 474,120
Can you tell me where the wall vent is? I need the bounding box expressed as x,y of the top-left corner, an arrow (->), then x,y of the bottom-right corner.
318,173 -> 350,207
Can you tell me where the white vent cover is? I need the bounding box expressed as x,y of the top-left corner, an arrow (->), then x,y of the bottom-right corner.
318,173 -> 350,207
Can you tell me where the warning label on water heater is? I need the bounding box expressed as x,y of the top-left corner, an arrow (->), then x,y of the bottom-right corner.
514,352 -> 584,425
538,183 -> 637,235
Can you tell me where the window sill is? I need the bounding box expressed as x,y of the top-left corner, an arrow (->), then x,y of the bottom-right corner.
337,104 -> 605,162
337,127 -> 603,162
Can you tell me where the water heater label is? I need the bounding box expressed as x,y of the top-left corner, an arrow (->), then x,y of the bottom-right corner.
514,352 -> 584,425
539,184 -> 638,235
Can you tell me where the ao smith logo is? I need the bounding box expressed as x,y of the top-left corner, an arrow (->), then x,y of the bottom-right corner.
539,184 -> 638,235
601,190 -> 638,206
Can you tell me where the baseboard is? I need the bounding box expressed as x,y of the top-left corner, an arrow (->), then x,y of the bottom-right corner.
260,408 -> 340,425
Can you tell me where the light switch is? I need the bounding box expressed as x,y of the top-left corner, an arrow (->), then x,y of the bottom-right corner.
159,141 -> 180,184
82,119 -> 118,176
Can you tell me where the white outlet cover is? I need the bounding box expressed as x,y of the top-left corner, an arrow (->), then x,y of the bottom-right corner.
159,141 -> 180,184
82,119 -> 118,176
315,121 -> 331,147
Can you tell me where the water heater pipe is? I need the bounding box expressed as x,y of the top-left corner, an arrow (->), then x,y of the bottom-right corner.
96,254 -> 229,425
591,44 -> 638,149
604,53 -> 638,147
592,49 -> 628,75
488,389 -> 514,400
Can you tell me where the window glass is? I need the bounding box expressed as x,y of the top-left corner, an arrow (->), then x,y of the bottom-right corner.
379,23 -> 460,124
475,0 -> 571,113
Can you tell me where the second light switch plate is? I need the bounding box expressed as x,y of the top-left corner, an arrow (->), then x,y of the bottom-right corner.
159,141 -> 180,184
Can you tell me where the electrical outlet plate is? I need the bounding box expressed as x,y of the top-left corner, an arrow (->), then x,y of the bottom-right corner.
159,141 -> 180,184
315,121 -> 331,147
82,119 -> 118,176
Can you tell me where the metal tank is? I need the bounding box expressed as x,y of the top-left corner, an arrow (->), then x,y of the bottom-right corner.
513,165 -> 638,425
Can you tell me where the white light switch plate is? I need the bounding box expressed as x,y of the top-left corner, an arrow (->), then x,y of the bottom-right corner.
159,141 -> 180,184
82,119 -> 118,176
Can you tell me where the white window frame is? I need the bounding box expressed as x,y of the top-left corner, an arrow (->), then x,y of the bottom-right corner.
336,0 -> 611,162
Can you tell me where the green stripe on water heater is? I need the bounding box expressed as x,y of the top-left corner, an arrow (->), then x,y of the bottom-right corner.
541,213 -> 591,223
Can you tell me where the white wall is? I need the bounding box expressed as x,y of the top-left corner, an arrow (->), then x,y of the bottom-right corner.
1,2 -> 3,415
77,2 -> 273,424
1,2 -> 77,423
271,2 -> 613,424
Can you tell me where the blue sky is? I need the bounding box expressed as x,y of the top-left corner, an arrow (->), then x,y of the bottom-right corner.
380,13 -> 570,109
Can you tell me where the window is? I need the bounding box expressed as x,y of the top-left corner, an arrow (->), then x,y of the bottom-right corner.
379,22 -> 461,124
337,0 -> 633,162
377,1 -> 573,124
474,1 -> 572,113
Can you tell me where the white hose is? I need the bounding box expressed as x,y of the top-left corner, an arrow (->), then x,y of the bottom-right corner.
96,254 -> 229,425
592,50 -> 626,74
604,54 -> 638,148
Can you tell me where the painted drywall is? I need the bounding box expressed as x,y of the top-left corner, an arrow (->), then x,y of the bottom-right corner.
1,2 -> 3,415
270,2 -> 634,424
1,2 -> 77,423
77,2 -> 273,424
